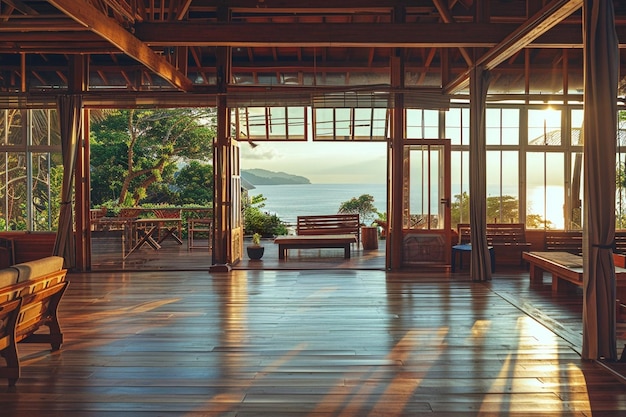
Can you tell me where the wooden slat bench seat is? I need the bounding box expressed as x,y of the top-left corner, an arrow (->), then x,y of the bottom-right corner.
0,256 -> 68,386
544,230 -> 626,255
544,230 -> 583,254
457,223 -> 531,266
522,251 -> 626,293
274,234 -> 357,259
297,214 -> 360,245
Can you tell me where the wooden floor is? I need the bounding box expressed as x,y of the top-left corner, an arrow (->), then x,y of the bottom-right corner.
3,258 -> 626,415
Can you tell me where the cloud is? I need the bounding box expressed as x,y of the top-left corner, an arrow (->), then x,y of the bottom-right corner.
240,143 -> 283,160
240,141 -> 387,184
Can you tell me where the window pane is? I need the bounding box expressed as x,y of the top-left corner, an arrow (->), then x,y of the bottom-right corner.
406,109 -> 439,139
445,108 -> 469,146
31,109 -> 50,146
526,152 -> 564,229
486,108 -> 519,145
571,109 -> 583,146
451,150 -> 469,227
287,107 -> 306,139
487,150 -> 519,223
4,152 -> 27,230
570,152 -> 583,230
267,107 -> 286,139
528,109 -> 561,146
5,109 -> 24,146
314,108 -> 334,140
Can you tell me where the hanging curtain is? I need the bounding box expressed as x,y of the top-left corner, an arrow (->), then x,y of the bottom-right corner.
582,0 -> 618,361
52,94 -> 83,269
469,65 -> 492,282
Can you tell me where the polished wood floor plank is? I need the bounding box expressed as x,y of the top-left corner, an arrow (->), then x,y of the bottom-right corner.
1,268 -> 625,416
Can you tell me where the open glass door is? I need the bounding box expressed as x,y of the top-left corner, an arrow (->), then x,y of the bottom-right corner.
230,140 -> 243,264
401,140 -> 451,268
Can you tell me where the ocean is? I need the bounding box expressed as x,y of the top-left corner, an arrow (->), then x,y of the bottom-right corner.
248,183 -> 565,229
248,183 -> 387,226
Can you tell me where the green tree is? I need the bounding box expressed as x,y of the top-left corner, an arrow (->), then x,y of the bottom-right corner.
175,161 -> 214,205
452,192 -> 542,227
90,108 -> 216,207
338,194 -> 379,225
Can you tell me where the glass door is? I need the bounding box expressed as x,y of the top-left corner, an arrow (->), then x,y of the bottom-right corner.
401,140 -> 451,268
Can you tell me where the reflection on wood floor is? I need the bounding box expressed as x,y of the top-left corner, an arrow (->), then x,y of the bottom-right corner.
3,264 -> 626,416
91,232 -> 387,271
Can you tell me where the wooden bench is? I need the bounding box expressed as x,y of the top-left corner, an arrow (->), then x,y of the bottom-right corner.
274,234 -> 357,259
297,214 -> 360,246
457,223 -> 531,266
544,230 -> 583,254
522,251 -> 626,293
544,230 -> 626,255
0,256 -> 68,386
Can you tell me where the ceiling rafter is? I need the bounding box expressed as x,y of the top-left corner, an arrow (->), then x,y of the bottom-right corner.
431,0 -> 473,66
47,0 -> 193,91
444,0 -> 583,94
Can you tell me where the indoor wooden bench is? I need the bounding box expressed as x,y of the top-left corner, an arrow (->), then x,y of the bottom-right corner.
457,223 -> 531,266
522,251 -> 626,293
273,234 -> 357,259
0,256 -> 68,386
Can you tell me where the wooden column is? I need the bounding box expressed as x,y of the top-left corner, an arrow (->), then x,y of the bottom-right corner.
210,5 -> 234,271
69,55 -> 89,271
388,59 -> 405,270
211,95 -> 231,270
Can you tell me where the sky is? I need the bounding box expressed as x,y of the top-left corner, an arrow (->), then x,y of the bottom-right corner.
239,141 -> 387,184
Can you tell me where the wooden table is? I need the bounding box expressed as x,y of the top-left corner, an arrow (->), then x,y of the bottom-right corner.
153,217 -> 183,245
124,219 -> 162,259
273,234 -> 357,259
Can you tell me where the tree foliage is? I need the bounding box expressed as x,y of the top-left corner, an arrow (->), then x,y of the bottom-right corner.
338,194 -> 379,225
90,108 -> 216,206
243,194 -> 287,237
175,161 -> 214,205
451,192 -> 548,228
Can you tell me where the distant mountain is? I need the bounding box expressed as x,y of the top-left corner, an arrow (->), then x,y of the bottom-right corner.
242,169 -> 311,185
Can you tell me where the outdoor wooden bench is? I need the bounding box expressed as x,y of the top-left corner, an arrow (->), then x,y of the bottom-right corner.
457,223 -> 531,266
274,234 -> 357,259
297,214 -> 361,245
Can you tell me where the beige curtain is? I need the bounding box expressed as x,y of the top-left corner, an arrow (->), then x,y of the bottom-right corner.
469,66 -> 492,282
582,0 -> 618,360
53,94 -> 82,269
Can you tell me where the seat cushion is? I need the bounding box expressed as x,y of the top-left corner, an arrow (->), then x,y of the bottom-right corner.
0,267 -> 19,288
13,256 -> 64,283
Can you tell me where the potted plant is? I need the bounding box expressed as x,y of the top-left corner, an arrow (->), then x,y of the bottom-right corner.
247,232 -> 265,260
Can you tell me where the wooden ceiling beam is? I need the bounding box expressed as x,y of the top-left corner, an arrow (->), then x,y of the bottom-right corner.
133,21 -> 599,48
444,0 -> 583,94
3,0 -> 39,15
431,0 -> 472,66
0,18 -> 89,31
47,0 -> 193,91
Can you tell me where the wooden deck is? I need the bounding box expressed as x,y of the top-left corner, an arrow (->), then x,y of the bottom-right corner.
91,232 -> 386,271
3,262 -> 626,415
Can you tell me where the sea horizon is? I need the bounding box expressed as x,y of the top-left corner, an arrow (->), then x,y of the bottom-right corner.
248,183 -> 387,225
